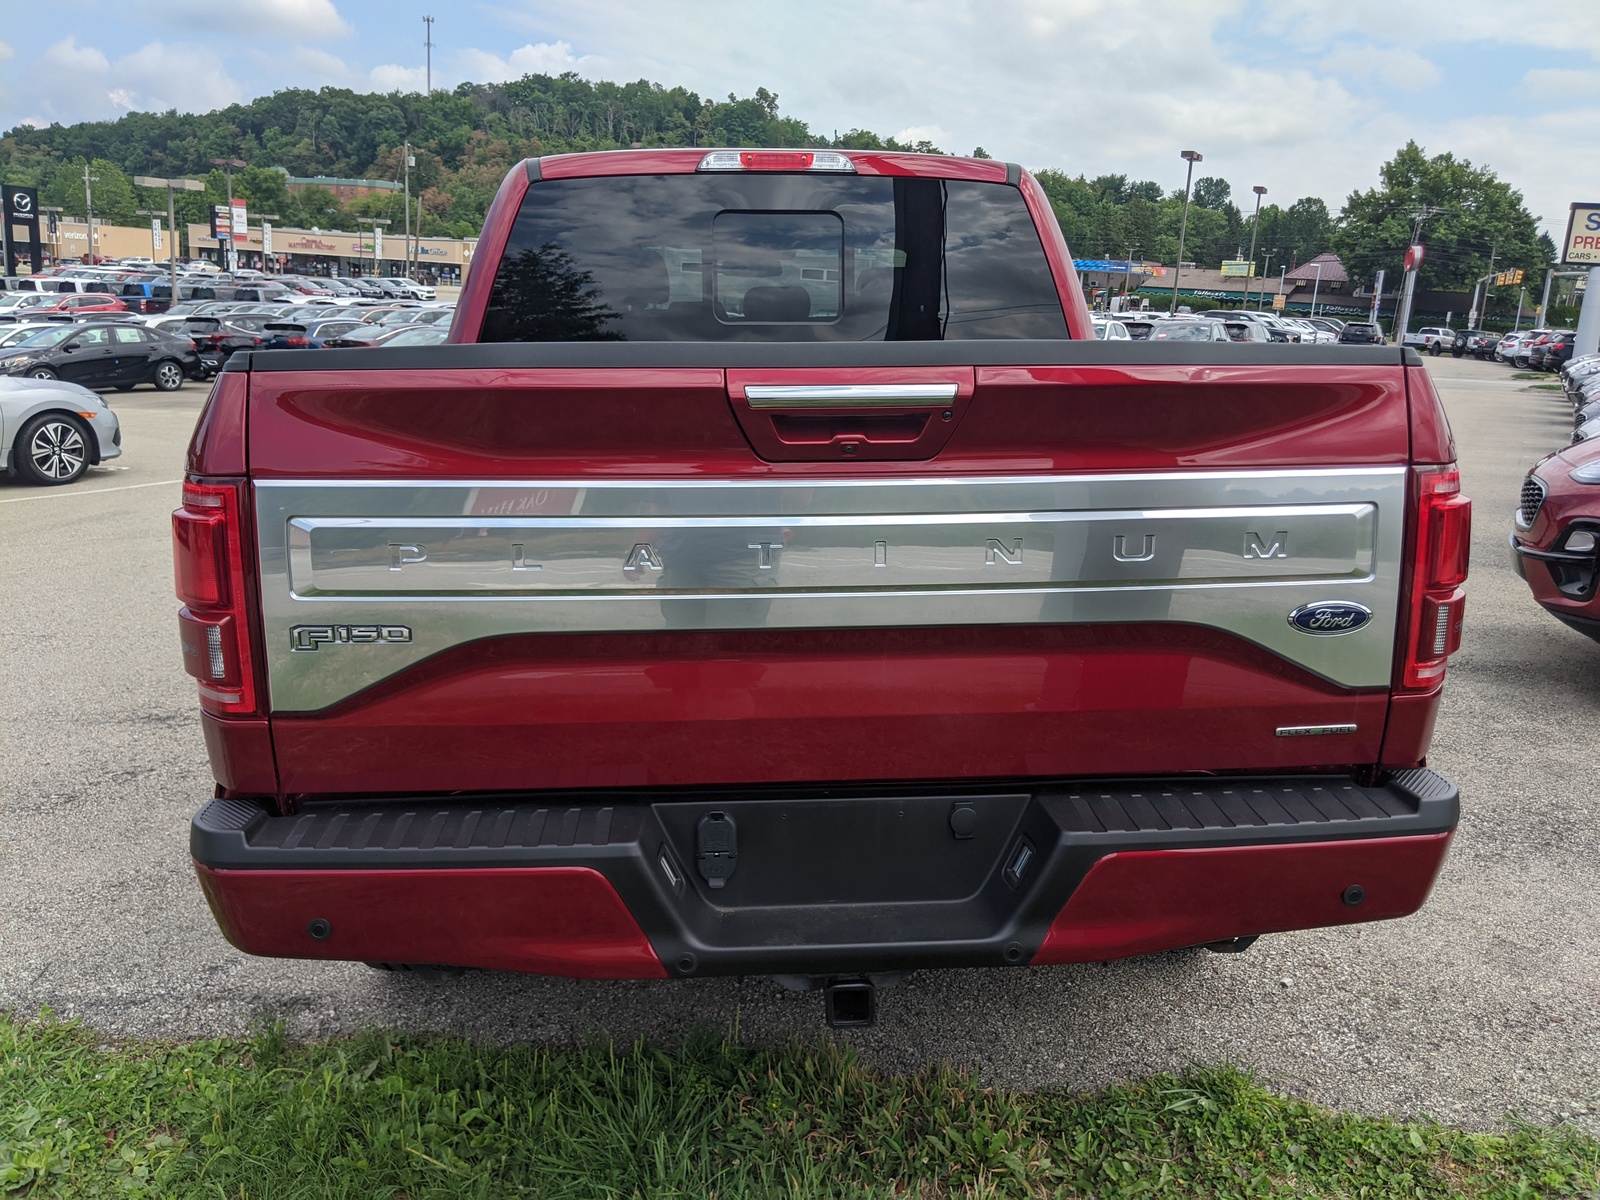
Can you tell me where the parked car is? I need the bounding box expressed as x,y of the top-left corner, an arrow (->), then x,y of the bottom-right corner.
0,320 -> 201,390
4,293 -> 128,320
1149,318 -> 1230,341
321,323 -> 438,348
383,276 -> 437,301
177,146 -> 1464,1005
0,373 -> 122,484
1301,316 -> 1346,337
373,324 -> 449,347
1535,332 -> 1577,372
1450,329 -> 1495,359
174,316 -> 267,364
1515,331 -> 1556,370
1338,322 -> 1386,344
1403,326 -> 1454,355
1497,331 -> 1536,364
259,318 -> 369,349
1221,318 -> 1271,342
1512,440 -> 1600,640
1090,317 -> 1131,340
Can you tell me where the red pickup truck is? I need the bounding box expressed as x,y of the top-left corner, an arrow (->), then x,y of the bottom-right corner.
178,149 -> 1468,1024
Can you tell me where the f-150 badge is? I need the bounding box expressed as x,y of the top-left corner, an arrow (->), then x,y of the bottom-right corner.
290,624 -> 414,652
1287,602 -> 1371,635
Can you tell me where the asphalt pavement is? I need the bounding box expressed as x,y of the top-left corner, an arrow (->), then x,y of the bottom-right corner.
1,358 -> 1596,1133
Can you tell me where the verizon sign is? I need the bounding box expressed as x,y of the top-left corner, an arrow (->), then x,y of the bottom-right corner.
1561,202 -> 1600,265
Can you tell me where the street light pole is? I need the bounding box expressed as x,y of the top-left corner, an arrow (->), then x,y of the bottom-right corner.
1120,242 -> 1140,311
1309,261 -> 1323,318
82,163 -> 98,263
1169,150 -> 1202,314
1245,185 -> 1266,312
134,175 -> 205,300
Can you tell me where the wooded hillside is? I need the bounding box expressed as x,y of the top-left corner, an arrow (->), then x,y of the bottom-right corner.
0,75 -> 1549,290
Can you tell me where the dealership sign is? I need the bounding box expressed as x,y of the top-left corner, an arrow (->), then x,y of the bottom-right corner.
1562,202 -> 1600,265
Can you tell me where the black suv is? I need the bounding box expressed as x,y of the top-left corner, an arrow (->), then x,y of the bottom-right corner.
1338,322 -> 1386,344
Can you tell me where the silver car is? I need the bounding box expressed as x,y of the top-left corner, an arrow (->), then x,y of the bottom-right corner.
0,375 -> 122,485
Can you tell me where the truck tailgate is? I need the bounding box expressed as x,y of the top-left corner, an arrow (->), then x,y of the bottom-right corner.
240,344 -> 1413,796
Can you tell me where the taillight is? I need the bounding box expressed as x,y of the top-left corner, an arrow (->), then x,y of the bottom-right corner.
285,336 -> 309,347
697,150 -> 856,173
1401,466 -> 1471,690
172,480 -> 258,715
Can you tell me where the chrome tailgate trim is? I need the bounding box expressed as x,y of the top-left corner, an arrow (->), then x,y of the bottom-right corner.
256,468 -> 1406,711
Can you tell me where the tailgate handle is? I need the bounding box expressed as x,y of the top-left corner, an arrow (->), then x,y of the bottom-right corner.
745,383 -> 959,409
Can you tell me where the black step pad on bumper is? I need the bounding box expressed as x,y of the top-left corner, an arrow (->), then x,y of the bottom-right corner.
193,770 -> 1458,976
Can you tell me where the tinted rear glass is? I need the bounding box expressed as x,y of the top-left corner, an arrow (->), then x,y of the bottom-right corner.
480,173 -> 1069,342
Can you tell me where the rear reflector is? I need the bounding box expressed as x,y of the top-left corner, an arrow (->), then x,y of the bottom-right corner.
697,150 -> 856,173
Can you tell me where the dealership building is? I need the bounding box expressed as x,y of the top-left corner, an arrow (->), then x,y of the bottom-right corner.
38,217 -> 476,282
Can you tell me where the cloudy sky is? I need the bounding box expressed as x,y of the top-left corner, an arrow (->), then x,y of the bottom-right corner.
0,0 -> 1595,235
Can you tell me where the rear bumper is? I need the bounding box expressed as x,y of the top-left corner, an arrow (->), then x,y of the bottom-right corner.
192,769 -> 1458,978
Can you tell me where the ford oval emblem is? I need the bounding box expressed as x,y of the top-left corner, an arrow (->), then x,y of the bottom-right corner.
1288,601 -> 1372,635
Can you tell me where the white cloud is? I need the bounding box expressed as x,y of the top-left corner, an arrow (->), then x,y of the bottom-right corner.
1322,46 -> 1441,91
148,0 -> 352,38
0,40 -> 14,63
455,40 -> 601,85
22,39 -> 242,123
893,124 -> 948,148
369,63 -> 429,93
41,37 -> 110,74
1524,68 -> 1600,97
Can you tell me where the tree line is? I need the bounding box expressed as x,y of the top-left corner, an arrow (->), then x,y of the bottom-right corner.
0,73 -> 1553,292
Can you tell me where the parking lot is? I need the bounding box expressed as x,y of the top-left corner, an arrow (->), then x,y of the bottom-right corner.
1,356 -> 1596,1134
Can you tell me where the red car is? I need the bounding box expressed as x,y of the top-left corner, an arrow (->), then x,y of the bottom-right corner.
1512,440 -> 1600,638
21,293 -> 129,318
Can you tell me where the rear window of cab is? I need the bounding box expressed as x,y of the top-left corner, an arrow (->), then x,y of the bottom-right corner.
479,173 -> 1070,343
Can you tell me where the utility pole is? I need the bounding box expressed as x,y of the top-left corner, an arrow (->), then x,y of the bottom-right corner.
1169,149 -> 1202,314
423,15 -> 435,93
1393,204 -> 1445,342
1244,185 -> 1266,312
1540,268 -> 1554,323
1119,242 -> 1140,311
82,162 -> 97,263
1258,250 -> 1274,310
133,175 -> 205,300
403,142 -> 415,280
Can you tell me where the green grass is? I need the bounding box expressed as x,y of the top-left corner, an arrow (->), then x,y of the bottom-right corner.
3,1011 -> 1597,1198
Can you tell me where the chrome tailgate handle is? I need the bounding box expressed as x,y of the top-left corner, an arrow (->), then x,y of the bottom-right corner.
744,383 -> 960,409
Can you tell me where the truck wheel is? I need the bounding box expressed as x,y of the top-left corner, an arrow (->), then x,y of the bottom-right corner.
1429,341 -> 1441,355
15,413 -> 89,485
153,360 -> 185,391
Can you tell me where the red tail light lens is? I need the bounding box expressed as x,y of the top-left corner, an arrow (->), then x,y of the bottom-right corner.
1401,467 -> 1471,690
172,480 -> 258,715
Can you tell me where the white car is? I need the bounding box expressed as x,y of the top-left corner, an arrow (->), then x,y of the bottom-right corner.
0,374 -> 121,485
1283,318 -> 1336,345
1091,317 -> 1131,340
